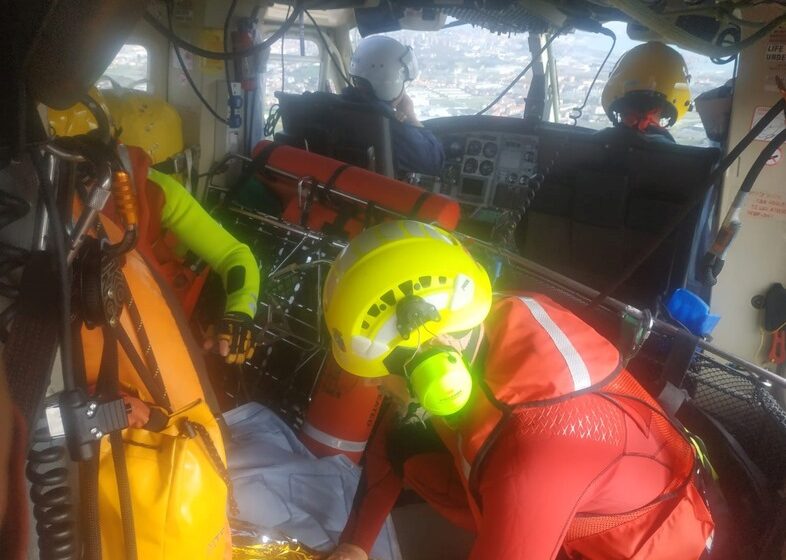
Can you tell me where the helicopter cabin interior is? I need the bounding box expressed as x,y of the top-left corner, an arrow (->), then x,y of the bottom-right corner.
4,0 -> 786,559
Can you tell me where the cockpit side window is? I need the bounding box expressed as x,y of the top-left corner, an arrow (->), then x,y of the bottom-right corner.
98,44 -> 150,92
262,36 -> 323,132
554,22 -> 735,147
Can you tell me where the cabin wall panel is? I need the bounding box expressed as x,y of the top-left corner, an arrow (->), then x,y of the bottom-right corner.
712,5 -> 786,376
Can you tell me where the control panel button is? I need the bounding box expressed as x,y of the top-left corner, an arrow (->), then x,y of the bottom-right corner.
507,173 -> 517,184
518,175 -> 528,185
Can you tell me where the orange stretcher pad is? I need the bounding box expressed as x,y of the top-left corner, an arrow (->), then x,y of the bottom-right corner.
251,140 -> 460,234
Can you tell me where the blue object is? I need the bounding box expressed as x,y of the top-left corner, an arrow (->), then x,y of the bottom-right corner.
228,114 -> 242,129
667,289 -> 721,337
228,94 -> 243,110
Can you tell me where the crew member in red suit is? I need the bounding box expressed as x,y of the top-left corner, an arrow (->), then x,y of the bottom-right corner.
321,220 -> 715,560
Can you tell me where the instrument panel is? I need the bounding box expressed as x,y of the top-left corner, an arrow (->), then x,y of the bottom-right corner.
438,132 -> 539,210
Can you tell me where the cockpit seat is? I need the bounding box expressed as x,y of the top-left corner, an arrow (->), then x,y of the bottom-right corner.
517,125 -> 721,310
274,91 -> 395,178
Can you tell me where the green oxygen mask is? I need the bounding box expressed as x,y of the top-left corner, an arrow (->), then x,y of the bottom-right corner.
405,346 -> 473,416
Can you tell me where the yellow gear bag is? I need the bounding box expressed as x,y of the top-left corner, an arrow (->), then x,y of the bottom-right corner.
98,399 -> 232,559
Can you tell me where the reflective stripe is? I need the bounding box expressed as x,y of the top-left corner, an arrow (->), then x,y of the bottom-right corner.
519,297 -> 592,391
301,421 -> 368,453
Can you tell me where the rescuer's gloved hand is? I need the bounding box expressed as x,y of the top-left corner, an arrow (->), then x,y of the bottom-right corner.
204,312 -> 256,365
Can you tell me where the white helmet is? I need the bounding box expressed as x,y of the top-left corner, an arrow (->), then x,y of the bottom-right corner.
349,36 -> 418,103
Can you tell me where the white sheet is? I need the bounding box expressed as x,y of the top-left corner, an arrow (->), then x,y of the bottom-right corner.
224,402 -> 401,560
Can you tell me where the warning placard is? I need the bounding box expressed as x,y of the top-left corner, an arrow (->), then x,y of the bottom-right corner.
765,26 -> 786,92
747,191 -> 786,220
750,106 -> 786,142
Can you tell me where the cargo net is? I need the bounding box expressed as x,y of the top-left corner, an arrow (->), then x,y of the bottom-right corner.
213,208 -> 346,425
685,354 -> 786,486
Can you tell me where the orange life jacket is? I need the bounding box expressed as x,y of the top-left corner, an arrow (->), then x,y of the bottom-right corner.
433,293 -> 714,559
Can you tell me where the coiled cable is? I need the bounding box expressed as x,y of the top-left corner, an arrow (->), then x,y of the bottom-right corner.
26,427 -> 77,560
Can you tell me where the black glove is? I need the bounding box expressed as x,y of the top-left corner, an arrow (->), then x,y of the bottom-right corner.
216,312 -> 256,365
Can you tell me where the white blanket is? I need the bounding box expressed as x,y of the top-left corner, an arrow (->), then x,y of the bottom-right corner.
224,402 -> 401,560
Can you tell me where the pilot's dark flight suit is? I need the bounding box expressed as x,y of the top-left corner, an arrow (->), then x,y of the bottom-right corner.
341,87 -> 444,176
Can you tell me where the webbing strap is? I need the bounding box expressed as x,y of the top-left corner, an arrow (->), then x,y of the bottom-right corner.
227,143 -> 282,206
319,164 -> 354,235
324,163 -> 351,194
657,330 -> 698,417
110,271 -> 172,411
112,324 -> 170,411
97,326 -> 138,560
408,191 -> 431,219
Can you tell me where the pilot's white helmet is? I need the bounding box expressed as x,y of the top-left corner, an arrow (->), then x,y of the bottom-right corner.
349,36 -> 418,103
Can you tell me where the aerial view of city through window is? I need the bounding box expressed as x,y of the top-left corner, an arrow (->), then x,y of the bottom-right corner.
352,22 -> 734,146
103,23 -> 734,147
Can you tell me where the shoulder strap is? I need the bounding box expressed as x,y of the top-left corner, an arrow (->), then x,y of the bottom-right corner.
112,276 -> 172,411
97,325 -> 138,560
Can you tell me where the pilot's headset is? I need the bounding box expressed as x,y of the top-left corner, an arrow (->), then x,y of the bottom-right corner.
349,36 -> 419,102
323,220 -> 492,416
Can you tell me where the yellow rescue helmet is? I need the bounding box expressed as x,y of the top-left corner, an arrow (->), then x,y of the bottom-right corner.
47,87 -> 112,137
323,220 -> 492,378
47,87 -> 184,165
102,89 -> 184,165
601,42 -> 691,127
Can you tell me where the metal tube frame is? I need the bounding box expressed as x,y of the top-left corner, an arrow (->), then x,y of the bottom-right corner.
223,205 -> 786,390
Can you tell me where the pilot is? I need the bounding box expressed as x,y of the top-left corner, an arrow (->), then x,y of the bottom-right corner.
49,89 -> 260,365
601,41 -> 692,143
324,221 -> 715,560
343,36 -> 445,176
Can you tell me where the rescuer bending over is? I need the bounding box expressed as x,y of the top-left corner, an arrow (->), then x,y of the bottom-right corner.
342,36 -> 445,177
323,220 -> 714,560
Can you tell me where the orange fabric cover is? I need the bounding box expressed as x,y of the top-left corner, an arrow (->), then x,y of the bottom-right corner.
80,217 -> 208,411
252,141 -> 460,231
300,357 -> 383,464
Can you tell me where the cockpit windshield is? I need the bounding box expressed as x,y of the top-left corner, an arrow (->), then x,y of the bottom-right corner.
351,21 -> 734,146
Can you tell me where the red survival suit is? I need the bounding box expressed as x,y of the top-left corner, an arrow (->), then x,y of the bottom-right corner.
342,293 -> 715,559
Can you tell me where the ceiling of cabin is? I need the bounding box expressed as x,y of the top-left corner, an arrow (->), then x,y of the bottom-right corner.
289,0 -> 786,59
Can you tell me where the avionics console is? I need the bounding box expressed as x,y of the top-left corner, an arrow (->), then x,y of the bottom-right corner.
438,133 -> 539,210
